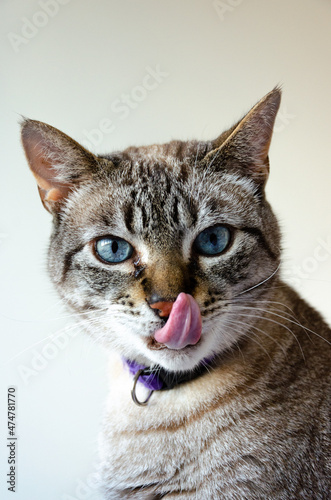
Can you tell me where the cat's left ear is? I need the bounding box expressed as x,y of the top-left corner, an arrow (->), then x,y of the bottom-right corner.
206,87 -> 281,186
21,119 -> 99,212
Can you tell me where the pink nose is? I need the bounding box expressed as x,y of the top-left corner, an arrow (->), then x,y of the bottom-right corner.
149,301 -> 174,318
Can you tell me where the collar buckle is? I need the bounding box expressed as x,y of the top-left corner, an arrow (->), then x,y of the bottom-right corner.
131,369 -> 154,406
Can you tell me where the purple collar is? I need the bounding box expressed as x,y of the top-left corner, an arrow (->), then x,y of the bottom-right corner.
125,359 -> 164,391
124,356 -> 216,393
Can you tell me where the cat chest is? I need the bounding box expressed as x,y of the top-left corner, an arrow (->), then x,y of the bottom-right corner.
99,388 -> 259,493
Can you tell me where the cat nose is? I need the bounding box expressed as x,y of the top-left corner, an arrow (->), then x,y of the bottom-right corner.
148,296 -> 175,318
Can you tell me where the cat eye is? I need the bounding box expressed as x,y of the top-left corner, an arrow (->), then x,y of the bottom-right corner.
194,225 -> 231,256
95,237 -> 133,264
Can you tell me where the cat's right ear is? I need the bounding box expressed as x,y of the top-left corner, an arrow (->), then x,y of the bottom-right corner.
21,119 -> 98,213
204,87 -> 281,187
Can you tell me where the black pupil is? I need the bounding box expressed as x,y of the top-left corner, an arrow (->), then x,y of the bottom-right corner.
210,233 -> 218,246
112,241 -> 118,254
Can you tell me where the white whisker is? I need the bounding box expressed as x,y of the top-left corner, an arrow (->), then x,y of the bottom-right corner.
231,311 -> 305,360
236,264 -> 281,296
233,304 -> 331,347
5,314 -> 103,364
224,314 -> 287,357
222,317 -> 272,361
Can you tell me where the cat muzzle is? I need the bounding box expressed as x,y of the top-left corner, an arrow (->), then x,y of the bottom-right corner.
153,293 -> 202,350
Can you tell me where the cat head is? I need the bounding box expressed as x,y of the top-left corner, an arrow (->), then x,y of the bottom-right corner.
21,88 -> 281,372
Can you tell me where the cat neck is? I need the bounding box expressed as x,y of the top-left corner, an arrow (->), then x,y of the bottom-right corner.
123,356 -> 216,405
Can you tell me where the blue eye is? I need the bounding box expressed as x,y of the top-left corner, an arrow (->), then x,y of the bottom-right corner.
95,237 -> 133,263
194,225 -> 231,256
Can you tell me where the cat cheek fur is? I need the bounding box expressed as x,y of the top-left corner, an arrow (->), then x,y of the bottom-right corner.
21,87 -> 331,498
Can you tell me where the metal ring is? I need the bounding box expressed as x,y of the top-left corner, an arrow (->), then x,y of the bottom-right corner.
131,369 -> 154,406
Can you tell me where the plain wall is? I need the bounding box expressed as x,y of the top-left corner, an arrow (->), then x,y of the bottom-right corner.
1,1 -> 330,499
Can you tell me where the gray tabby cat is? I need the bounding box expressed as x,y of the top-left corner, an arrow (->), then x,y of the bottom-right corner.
21,88 -> 330,499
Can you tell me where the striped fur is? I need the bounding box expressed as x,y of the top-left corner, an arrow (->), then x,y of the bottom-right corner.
21,89 -> 330,499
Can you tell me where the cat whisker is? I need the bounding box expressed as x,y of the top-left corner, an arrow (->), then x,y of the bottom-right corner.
203,303 -> 305,359
221,317 -> 273,362
207,149 -> 222,170
5,314 -> 104,363
199,357 -> 214,376
229,311 -> 305,360
3,306 -> 107,325
223,315 -> 288,357
244,298 -> 297,318
213,293 -> 328,350
194,142 -> 201,170
202,297 -> 299,329
231,304 -> 331,347
235,264 -> 281,297
231,298 -> 300,323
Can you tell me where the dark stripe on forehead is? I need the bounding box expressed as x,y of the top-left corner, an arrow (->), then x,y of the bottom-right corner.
172,196 -> 179,225
124,203 -> 134,233
165,176 -> 171,195
141,205 -> 148,229
242,227 -> 278,260
179,162 -> 188,182
188,199 -> 198,227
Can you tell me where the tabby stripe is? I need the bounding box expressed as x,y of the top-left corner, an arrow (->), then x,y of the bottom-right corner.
141,205 -> 148,229
242,227 -> 278,260
124,203 -> 134,232
120,485 -> 161,498
172,196 -> 179,224
179,162 -> 188,182
67,301 -> 99,312
61,244 -> 84,282
165,176 -> 171,194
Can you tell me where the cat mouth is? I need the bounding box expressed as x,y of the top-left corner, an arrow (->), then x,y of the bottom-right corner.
146,337 -> 168,350
146,336 -> 201,351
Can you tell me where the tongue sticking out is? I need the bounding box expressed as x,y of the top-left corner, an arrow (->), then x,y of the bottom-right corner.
154,293 -> 202,350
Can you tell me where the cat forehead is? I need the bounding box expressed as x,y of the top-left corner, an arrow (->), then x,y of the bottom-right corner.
107,139 -> 212,166
62,156 -> 260,246
65,167 -> 198,242
101,145 -> 259,205
59,135 -> 262,244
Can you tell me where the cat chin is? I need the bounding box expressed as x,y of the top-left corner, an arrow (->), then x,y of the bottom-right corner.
141,336 -> 216,372
140,323 -> 241,372
146,337 -> 173,351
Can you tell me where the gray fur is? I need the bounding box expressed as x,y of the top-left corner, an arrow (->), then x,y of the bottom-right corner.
21,88 -> 330,499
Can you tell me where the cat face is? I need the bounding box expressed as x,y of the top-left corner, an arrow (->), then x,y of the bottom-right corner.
21,88 -> 281,371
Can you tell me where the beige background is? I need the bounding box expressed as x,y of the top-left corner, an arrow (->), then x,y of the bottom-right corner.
1,1 -> 331,499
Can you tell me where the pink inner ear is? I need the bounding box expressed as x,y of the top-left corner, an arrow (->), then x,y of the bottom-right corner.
46,187 -> 67,202
22,127 -> 73,207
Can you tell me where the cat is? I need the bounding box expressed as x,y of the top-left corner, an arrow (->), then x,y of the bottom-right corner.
21,88 -> 330,499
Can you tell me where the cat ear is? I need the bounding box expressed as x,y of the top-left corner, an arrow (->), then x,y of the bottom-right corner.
206,87 -> 281,186
21,119 -> 99,212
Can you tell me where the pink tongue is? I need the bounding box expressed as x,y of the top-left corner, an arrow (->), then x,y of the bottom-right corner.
154,293 -> 202,350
